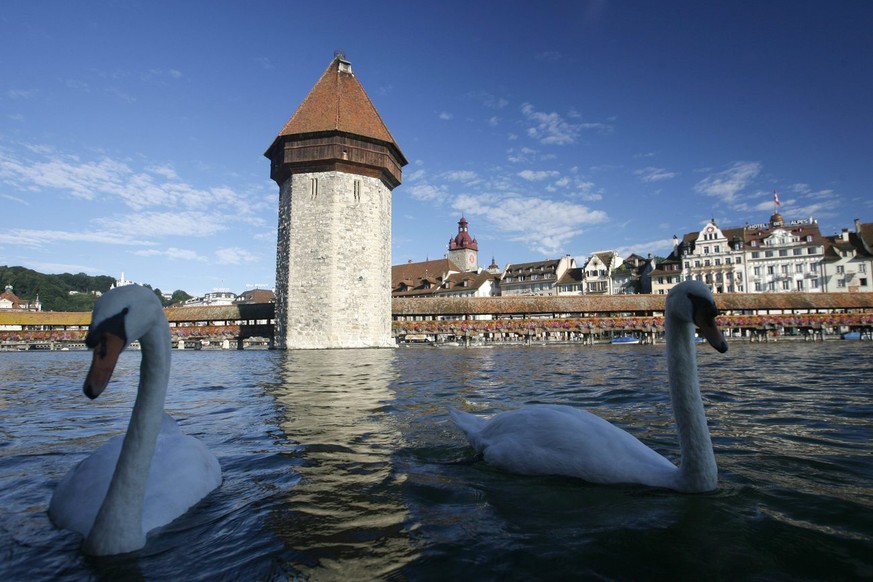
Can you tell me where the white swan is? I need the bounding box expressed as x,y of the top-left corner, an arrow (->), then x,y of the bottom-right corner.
450,280 -> 729,493
48,284 -> 221,555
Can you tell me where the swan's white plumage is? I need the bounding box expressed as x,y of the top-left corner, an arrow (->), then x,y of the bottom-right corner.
49,413 -> 221,536
48,284 -> 221,555
450,280 -> 728,492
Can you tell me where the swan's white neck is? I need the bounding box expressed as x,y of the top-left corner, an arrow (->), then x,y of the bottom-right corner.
666,314 -> 717,492
83,319 -> 169,555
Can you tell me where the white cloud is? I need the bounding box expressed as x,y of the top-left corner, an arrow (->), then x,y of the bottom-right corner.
453,194 -> 607,255
439,111 -> 453,120
0,228 -> 149,247
6,89 -> 36,99
132,247 -> 207,261
535,51 -> 565,62
693,161 -> 762,202
507,147 -> 538,164
521,103 -> 610,145
635,166 -> 677,183
518,169 -> 560,181
443,170 -> 479,182
406,182 -> 448,203
214,247 -> 259,265
521,103 -> 579,145
615,238 -> 677,259
94,210 -> 227,237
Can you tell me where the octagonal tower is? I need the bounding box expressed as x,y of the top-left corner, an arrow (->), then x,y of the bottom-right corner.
265,54 -> 407,349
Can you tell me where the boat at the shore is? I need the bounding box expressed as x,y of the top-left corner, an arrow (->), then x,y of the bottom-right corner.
611,335 -> 640,345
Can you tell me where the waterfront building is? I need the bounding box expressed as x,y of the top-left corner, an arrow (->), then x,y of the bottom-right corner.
392,259 -> 461,298
0,285 -> 41,312
265,53 -> 406,349
501,255 -> 575,296
821,219 -> 873,292
741,212 -> 825,293
235,289 -> 275,304
556,267 -> 584,295
434,269 -> 501,298
650,242 -> 684,295
392,217 -> 499,298
581,251 -> 623,294
182,290 -> 238,307
656,212 -> 828,295
446,216 -> 479,273
109,272 -> 135,289
679,220 -> 748,293
612,253 -> 654,294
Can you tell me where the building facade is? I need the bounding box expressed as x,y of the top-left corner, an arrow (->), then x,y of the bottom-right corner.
821,220 -> 873,292
265,54 -> 407,348
501,256 -> 575,296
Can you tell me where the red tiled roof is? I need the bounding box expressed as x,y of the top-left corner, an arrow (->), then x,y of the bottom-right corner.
274,56 -> 398,146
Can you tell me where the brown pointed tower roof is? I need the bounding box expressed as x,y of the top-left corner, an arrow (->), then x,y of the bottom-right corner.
265,54 -> 407,188
275,55 -> 398,144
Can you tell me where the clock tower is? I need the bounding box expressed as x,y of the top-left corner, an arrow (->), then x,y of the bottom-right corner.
447,216 -> 479,272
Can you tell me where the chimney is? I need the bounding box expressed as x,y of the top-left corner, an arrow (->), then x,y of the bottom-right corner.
855,218 -> 862,233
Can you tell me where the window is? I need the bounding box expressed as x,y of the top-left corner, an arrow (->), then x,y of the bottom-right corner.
310,177 -> 318,199
715,258 -> 721,265
353,180 -> 361,201
793,248 -> 802,256
796,264 -> 803,273
765,251 -> 774,257
860,264 -> 867,273
781,265 -> 789,274
754,266 -> 761,276
767,266 -> 775,275
797,280 -> 804,291
752,251 -> 760,258
714,245 -> 721,253
861,278 -> 869,287
779,249 -> 788,257
755,282 -> 762,291
838,278 -> 846,288
837,266 -> 845,274
782,280 -> 791,290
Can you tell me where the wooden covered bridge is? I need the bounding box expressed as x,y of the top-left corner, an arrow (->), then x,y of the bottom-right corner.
1,292 -> 872,350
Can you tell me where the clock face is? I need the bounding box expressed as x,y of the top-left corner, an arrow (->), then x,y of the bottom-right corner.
467,253 -> 476,266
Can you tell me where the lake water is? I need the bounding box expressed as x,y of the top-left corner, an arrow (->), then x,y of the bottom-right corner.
1,342 -> 871,580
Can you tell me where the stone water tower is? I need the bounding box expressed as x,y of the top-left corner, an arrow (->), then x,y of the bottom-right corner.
265,54 -> 407,349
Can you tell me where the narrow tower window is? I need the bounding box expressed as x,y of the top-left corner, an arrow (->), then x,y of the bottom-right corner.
310,177 -> 318,199
353,179 -> 361,202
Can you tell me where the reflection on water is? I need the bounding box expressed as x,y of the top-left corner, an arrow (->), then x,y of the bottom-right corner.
269,349 -> 416,579
0,343 -> 871,580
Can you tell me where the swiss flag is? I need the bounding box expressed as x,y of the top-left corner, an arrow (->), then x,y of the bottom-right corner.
774,191 -> 781,206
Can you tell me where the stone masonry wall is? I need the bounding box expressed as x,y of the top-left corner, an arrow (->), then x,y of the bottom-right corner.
275,170 -> 393,349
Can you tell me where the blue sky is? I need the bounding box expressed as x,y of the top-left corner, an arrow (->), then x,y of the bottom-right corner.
2,1 -> 871,296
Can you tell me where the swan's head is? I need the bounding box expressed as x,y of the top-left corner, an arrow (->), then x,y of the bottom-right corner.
83,284 -> 164,400
666,280 -> 728,353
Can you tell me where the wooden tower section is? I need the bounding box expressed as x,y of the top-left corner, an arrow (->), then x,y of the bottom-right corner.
265,54 -> 407,349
